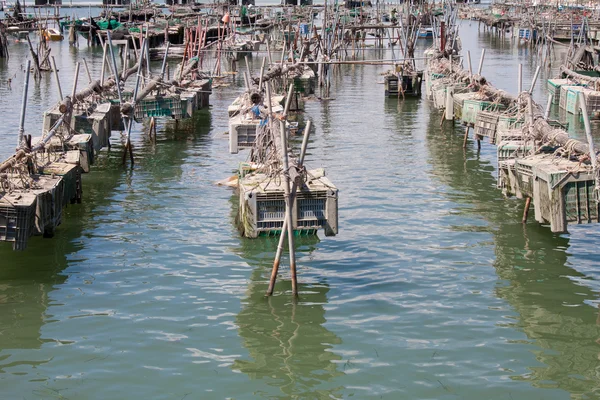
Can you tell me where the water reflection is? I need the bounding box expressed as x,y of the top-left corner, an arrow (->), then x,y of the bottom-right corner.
0,109 -> 214,380
424,102 -> 600,397
232,236 -> 344,399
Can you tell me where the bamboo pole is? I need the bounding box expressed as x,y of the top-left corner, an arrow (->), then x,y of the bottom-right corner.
51,56 -> 63,101
17,60 -> 31,150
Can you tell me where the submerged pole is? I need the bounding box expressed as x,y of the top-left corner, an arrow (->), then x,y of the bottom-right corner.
17,60 -> 31,149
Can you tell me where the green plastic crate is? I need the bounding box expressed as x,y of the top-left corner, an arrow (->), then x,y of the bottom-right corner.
462,99 -> 505,125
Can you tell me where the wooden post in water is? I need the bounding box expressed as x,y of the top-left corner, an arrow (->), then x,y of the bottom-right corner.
17,60 -> 31,150
522,197 -> 532,223
265,83 -> 299,296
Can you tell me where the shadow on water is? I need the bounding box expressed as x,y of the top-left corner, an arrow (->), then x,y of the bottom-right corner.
424,102 -> 600,398
231,235 -> 345,399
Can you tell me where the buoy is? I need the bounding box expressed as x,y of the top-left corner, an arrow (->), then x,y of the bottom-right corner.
222,13 -> 230,23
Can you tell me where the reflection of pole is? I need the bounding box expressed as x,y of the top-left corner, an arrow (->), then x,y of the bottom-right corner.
17,60 -> 31,149
267,119 -> 312,296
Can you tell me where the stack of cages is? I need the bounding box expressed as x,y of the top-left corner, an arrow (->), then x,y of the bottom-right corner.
0,193 -> 37,250
581,89 -> 600,118
452,92 -> 480,121
514,157 -> 535,199
134,95 -> 183,121
180,91 -> 199,119
547,79 -> 581,104
496,138 -> 532,195
474,110 -> 499,142
32,175 -> 64,237
229,115 -> 260,154
462,99 -> 506,126
384,75 -> 399,96
565,86 -> 588,114
40,162 -> 82,206
238,171 -> 338,238
559,85 -> 584,111
520,154 -> 599,232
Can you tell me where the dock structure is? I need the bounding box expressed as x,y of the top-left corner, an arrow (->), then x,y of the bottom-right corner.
424,25 -> 600,233
0,32 -> 213,250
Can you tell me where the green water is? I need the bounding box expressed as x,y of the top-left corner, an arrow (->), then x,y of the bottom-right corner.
1,21 -> 600,399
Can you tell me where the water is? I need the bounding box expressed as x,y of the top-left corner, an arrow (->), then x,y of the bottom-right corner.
1,21 -> 600,399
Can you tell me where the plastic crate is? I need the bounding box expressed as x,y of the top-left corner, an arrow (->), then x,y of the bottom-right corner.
514,158 -> 534,198
523,154 -> 599,232
32,175 -> 64,236
565,87 -> 586,114
547,79 -> 579,104
497,129 -> 524,143
583,90 -> 600,114
0,193 -> 36,251
474,111 -> 499,141
559,85 -> 582,111
40,162 -> 82,206
564,180 -> 599,224
462,99 -> 505,125
229,116 -> 259,154
238,170 -> 338,238
497,141 -> 533,168
518,28 -> 532,40
134,95 -> 183,121
432,84 -> 447,109
384,75 -> 399,96
452,92 -> 479,121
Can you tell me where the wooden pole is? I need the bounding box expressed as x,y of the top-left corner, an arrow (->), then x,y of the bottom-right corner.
51,56 -> 63,101
462,125 -> 469,148
522,197 -> 532,223
579,91 -> 598,174
477,48 -> 485,75
17,60 -> 31,149
71,62 -> 80,100
83,58 -> 92,84
528,65 -> 541,94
